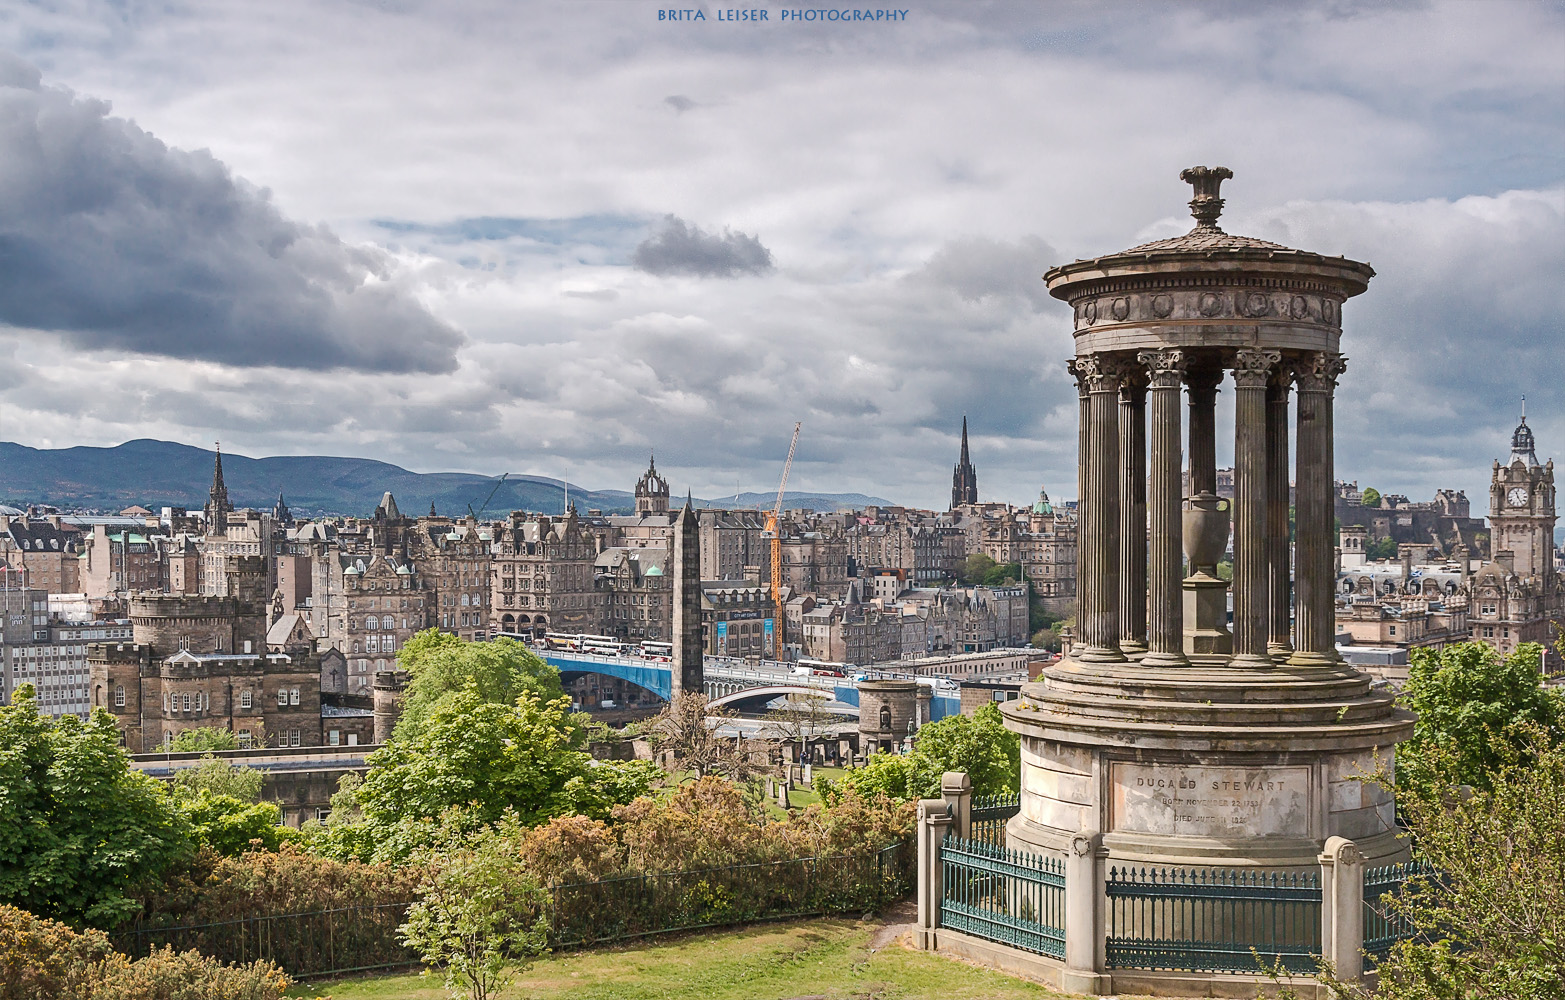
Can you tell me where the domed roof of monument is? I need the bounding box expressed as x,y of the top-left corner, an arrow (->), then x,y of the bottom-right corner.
1109,167 -> 1297,256
1045,166 -> 1374,301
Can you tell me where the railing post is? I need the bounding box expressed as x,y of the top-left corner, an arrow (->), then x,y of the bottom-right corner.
1319,836 -> 1365,981
915,798 -> 954,950
941,771 -> 972,842
1061,833 -> 1109,995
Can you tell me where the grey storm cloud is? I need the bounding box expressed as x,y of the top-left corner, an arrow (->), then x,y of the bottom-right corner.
913,236 -> 1062,313
632,216 -> 775,278
0,55 -> 464,373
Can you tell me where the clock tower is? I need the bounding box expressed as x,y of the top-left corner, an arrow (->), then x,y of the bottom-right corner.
1471,410 -> 1560,655
1488,412 -> 1556,581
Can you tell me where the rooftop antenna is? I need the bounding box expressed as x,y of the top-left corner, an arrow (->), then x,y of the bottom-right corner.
1521,394 -> 1527,421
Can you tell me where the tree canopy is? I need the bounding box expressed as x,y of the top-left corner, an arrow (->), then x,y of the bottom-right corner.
334,689 -> 660,863
1400,641 -> 1565,793
0,689 -> 191,926
168,727 -> 239,752
821,704 -> 1019,803
1360,486 -> 1382,507
393,630 -> 565,739
1326,728 -> 1564,1000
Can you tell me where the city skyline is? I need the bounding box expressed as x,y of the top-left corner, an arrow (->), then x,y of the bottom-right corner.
0,1 -> 1560,511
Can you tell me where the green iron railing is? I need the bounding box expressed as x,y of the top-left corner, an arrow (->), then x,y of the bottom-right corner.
1363,860 -> 1432,960
970,792 -> 1021,846
114,843 -> 914,979
1106,866 -> 1322,973
939,835 -> 1066,959
115,900 -> 416,978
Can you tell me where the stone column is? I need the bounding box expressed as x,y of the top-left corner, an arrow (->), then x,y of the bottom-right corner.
1060,833 -> 1108,994
940,771 -> 972,841
915,797 -> 954,950
1185,365 -> 1222,497
1118,374 -> 1148,655
1068,355 -> 1126,663
1319,836 -> 1365,981
1291,352 -> 1348,667
1267,369 -> 1294,656
1231,349 -> 1281,669
1139,350 -> 1188,667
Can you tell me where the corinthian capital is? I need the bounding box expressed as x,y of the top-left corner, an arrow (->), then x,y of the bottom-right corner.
1230,348 -> 1282,388
1295,352 -> 1348,392
1067,353 -> 1126,392
1137,349 -> 1186,389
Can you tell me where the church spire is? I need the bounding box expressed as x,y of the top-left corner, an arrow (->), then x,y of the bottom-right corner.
205,443 -> 232,536
951,417 -> 979,509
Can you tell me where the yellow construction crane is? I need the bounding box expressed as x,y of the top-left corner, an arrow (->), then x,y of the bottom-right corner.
768,422 -> 801,651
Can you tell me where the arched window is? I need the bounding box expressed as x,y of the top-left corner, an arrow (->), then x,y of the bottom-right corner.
879,705 -> 892,731
461,594 -> 470,607
114,684 -> 125,708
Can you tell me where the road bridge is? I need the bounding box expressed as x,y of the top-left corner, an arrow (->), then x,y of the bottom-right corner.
540,651 -> 961,720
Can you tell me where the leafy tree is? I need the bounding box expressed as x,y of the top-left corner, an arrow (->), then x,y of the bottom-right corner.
1400,641 -> 1564,793
1315,729 -> 1564,1000
168,726 -> 239,752
981,562 -> 1023,586
351,689 -> 658,863
394,631 -> 565,739
958,553 -> 996,585
1366,536 -> 1399,562
172,753 -> 265,802
821,704 -> 1019,803
1361,486 -> 1382,507
400,818 -> 550,1000
0,689 -> 192,926
174,792 -> 292,856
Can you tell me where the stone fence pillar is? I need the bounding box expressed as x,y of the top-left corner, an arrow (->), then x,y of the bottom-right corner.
940,771 -> 972,842
1060,833 -> 1109,994
915,798 -> 954,950
1319,836 -> 1365,981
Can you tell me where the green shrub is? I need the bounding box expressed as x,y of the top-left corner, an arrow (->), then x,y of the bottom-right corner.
0,905 -> 288,1000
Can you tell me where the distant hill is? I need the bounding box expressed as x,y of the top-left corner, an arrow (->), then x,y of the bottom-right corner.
0,440 -> 895,517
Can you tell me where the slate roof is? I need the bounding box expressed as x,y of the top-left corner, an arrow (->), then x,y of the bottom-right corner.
1120,225 -> 1292,255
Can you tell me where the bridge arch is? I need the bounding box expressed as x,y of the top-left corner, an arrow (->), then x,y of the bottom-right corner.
707,686 -> 837,715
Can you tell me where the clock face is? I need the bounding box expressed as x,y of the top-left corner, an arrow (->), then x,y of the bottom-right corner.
1507,486 -> 1529,507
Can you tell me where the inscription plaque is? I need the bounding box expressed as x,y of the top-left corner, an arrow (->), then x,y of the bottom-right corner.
1110,763 -> 1311,839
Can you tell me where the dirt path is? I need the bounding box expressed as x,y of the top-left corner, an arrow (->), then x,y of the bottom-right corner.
866,897 -> 918,951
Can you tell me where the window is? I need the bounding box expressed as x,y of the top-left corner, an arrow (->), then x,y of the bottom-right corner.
277,688 -> 288,707
329,729 -> 340,746
288,729 -> 301,747
1388,625 -> 1397,636
289,688 -> 300,706
347,733 -> 359,746
114,684 -> 125,708
240,690 -> 252,709
238,729 -> 252,748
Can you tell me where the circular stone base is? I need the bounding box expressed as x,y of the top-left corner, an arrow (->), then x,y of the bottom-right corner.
999,652 -> 1414,870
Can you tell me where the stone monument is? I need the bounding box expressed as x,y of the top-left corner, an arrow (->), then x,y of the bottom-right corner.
1001,167 -> 1413,873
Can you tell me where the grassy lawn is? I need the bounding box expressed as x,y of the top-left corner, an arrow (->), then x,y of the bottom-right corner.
284,913 -> 1071,1000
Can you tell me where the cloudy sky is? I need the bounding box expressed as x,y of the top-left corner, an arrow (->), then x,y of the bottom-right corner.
0,0 -> 1560,511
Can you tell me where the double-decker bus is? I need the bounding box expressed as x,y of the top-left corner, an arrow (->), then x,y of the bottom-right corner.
579,635 -> 628,657
639,641 -> 673,661
792,658 -> 852,678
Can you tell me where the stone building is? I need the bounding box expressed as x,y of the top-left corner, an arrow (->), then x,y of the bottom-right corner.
697,509 -> 769,582
595,546 -> 672,643
491,509 -> 601,636
0,515 -> 83,594
700,580 -> 776,659
88,556 -> 323,751
413,515 -> 493,641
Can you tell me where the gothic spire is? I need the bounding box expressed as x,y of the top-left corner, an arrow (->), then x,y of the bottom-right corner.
960,416 -> 971,465
205,442 -> 232,535
951,417 -> 979,508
